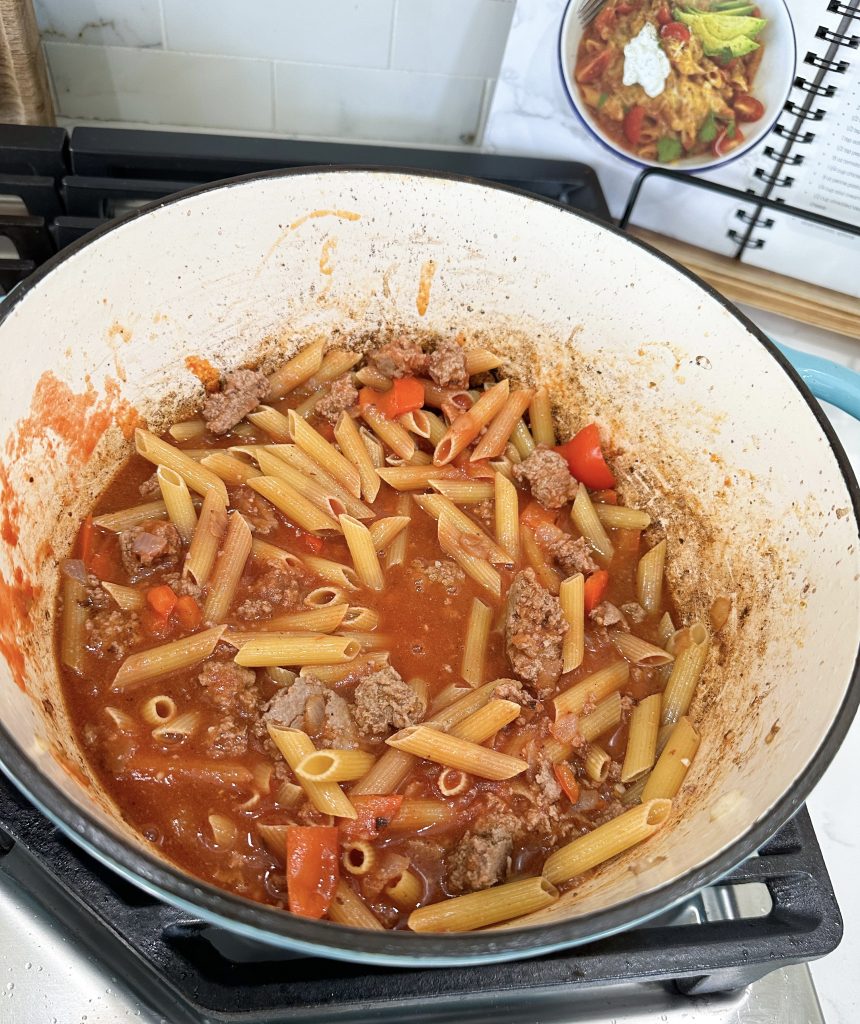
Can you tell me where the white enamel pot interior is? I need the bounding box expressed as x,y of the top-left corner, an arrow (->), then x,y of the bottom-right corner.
0,168 -> 857,966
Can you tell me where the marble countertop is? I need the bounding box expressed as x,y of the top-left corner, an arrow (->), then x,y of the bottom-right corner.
485,8 -> 860,1018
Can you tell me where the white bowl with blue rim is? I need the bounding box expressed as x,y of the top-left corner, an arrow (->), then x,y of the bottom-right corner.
558,0 -> 797,171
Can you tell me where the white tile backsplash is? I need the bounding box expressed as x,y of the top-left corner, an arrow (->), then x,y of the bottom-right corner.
275,63 -> 487,145
35,0 -> 163,48
163,0 -> 394,69
392,0 -> 515,77
45,43 -> 274,132
38,0 -> 515,146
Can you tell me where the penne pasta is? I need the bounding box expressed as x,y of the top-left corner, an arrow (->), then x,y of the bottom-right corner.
359,426 -> 385,469
340,630 -> 392,651
200,451 -> 261,486
494,471 -> 520,563
571,483 -> 614,562
438,767 -> 471,796
612,632 -> 675,667
637,539 -> 667,614
264,605 -> 348,633
292,391 -> 321,419
300,652 -> 388,684
247,476 -> 339,534
585,744 -> 611,782
437,513 -> 502,599
157,465 -> 197,543
408,876 -> 558,933
140,694 -> 176,725
595,504 -> 652,530
310,348 -> 361,385
376,466 -> 452,490
463,347 -> 503,375
510,417 -> 536,459
521,524 -> 561,594
554,660 -> 629,718
621,693 -> 661,783
368,516 -> 410,551
184,488 -> 228,587
559,573 -> 585,673
153,710 -> 200,741
342,840 -> 376,875
328,879 -> 384,929
422,409 -> 448,447
542,799 -> 672,884
250,538 -> 303,571
385,867 -> 423,907
93,500 -> 168,531
234,633 -> 361,667
642,716 -> 700,801
340,514 -> 384,590
112,626 -> 225,691
578,691 -> 623,743
413,493 -> 510,564
168,419 -> 206,442
661,623 -> 709,725
360,405 -> 417,461
433,379 -> 510,465
135,428 -> 228,504
354,365 -> 391,391
60,572 -> 88,674
267,444 -> 374,520
450,699 -> 521,744
265,338 -> 324,401
389,798 -> 456,832
295,749 -> 377,783
386,724 -> 527,780
302,554 -> 359,589
304,585 -> 348,607
470,389 -> 534,461
266,724 -> 356,819
334,411 -> 382,503
529,388 -> 555,447
385,493 -> 411,569
254,448 -> 366,521
341,606 -> 380,631
102,582 -> 145,612
202,512 -> 252,623
397,409 -> 432,439
430,480 -> 495,504
288,411 -> 361,497
460,598 -> 493,686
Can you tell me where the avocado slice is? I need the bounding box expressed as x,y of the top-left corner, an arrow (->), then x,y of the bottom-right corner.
710,4 -> 756,14
674,9 -> 765,57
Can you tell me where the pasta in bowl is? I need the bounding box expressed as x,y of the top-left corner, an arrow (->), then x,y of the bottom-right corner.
58,338 -> 692,931
558,0 -> 795,169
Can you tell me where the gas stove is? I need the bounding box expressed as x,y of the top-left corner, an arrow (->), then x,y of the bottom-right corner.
0,124 -> 846,1024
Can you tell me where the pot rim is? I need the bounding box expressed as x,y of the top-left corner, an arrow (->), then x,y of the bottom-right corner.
0,164 -> 857,965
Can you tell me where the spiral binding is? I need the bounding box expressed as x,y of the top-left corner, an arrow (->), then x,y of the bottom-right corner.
730,4 -> 858,251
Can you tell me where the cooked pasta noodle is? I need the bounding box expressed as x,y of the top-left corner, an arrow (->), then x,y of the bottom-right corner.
202,512 -> 252,623
460,598 -> 493,686
559,574 -> 585,673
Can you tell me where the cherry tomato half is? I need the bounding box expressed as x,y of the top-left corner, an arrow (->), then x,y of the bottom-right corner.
660,21 -> 691,42
623,105 -> 646,146
732,94 -> 765,122
575,48 -> 612,84
712,124 -> 745,157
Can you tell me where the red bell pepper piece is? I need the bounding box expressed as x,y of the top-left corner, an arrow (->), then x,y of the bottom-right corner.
285,826 -> 339,919
555,423 -> 616,489
340,795 -> 404,841
584,569 -> 609,614
623,105 -> 646,146
554,763 -> 582,805
146,584 -> 177,618
359,377 -> 424,420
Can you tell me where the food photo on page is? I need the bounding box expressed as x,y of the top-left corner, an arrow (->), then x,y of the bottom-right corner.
0,0 -> 858,1021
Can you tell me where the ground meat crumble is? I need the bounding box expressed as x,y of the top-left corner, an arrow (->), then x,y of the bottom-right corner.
118,521 -> 182,578
352,666 -> 426,739
369,338 -> 429,379
505,568 -> 568,696
513,447 -> 578,509
261,676 -> 358,749
427,336 -> 469,390
534,522 -> 598,576
315,375 -> 359,423
202,368 -> 269,435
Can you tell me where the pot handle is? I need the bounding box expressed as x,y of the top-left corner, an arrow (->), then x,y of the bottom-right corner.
776,343 -> 860,421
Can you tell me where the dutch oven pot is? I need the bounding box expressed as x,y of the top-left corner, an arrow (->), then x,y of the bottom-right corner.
0,169 -> 857,966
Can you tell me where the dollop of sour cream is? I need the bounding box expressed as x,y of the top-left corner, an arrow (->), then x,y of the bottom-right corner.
622,22 -> 671,99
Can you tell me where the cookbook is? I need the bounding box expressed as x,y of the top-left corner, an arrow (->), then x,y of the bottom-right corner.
485,0 -> 860,298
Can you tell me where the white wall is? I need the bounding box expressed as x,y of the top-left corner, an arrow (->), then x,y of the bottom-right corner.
35,0 -> 516,146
